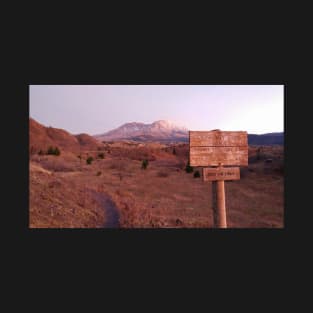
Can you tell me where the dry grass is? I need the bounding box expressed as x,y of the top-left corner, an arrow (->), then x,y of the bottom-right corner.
29,168 -> 106,228
108,158 -> 129,171
29,143 -> 284,228
157,170 -> 169,177
30,152 -> 81,172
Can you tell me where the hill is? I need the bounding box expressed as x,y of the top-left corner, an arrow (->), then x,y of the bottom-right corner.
248,132 -> 284,145
29,118 -> 101,154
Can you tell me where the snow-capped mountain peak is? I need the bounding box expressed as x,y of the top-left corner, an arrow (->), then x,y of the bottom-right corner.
94,120 -> 188,142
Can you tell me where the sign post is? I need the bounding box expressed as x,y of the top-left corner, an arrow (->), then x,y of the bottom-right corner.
213,164 -> 227,227
189,130 -> 248,228
216,179 -> 226,227
212,181 -> 218,226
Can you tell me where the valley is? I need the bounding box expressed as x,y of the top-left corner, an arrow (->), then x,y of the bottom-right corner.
29,118 -> 284,228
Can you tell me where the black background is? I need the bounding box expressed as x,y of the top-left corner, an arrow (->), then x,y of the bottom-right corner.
3,3 -> 304,310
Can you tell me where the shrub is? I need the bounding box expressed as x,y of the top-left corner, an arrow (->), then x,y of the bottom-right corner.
141,159 -> 149,169
96,171 -> 102,176
193,170 -> 200,178
98,152 -> 105,159
185,161 -> 193,173
86,156 -> 94,165
47,147 -> 54,155
47,146 -> 60,156
173,147 -> 176,155
77,155 -> 82,159
38,149 -> 44,155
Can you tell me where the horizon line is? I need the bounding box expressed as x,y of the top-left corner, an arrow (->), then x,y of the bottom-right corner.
30,115 -> 283,137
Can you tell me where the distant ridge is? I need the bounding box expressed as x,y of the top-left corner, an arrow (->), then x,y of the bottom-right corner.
29,118 -> 101,153
248,132 -> 284,145
30,117 -> 284,146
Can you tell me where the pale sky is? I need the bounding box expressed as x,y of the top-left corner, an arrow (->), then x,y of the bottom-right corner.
29,85 -> 284,135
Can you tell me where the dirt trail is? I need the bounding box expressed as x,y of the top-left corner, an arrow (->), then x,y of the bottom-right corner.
87,189 -> 120,228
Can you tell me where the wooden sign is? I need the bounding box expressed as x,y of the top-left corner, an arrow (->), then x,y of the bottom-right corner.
203,167 -> 240,181
190,131 -> 247,146
189,130 -> 248,166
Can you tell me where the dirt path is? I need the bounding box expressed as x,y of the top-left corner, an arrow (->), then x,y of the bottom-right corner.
87,189 -> 120,228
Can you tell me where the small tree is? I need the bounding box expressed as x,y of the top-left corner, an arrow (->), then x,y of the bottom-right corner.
47,146 -> 60,156
141,159 -> 149,169
86,156 -> 94,165
185,160 -> 193,173
47,146 -> 55,155
193,170 -> 200,178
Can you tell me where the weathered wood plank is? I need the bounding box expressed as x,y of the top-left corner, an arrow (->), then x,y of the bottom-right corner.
203,167 -> 240,181
189,130 -> 248,166
189,130 -> 247,147
190,146 -> 248,166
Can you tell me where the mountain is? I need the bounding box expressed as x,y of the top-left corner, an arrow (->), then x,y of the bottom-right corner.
95,120 -> 284,145
30,117 -> 283,149
29,118 -> 101,154
94,120 -> 189,143
248,132 -> 284,145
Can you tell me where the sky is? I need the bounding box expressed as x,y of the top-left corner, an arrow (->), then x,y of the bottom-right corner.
29,85 -> 284,135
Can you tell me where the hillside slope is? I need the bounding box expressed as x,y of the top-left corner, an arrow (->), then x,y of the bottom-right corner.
29,118 -> 101,154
